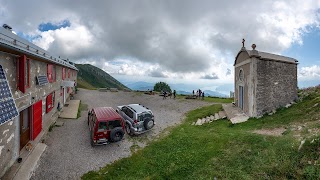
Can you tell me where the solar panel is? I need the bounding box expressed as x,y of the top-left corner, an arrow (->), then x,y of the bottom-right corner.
36,75 -> 48,86
0,65 -> 19,126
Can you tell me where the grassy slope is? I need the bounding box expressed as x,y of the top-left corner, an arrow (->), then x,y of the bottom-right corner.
76,64 -> 128,90
82,87 -> 320,180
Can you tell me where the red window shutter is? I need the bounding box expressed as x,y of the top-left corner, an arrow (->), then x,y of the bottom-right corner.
19,55 -> 26,93
46,93 -> 53,113
68,69 -> 70,78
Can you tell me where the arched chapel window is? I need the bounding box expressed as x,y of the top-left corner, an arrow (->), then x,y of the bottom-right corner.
239,69 -> 244,81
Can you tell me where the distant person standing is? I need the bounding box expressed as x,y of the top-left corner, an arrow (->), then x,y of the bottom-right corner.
192,90 -> 195,96
163,91 -> 167,100
202,92 -> 205,100
173,90 -> 176,99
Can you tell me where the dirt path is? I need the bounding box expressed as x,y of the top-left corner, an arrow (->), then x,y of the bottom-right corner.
31,89 -> 214,179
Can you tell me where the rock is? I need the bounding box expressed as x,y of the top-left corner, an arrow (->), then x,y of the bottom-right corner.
195,119 -> 202,125
214,113 -> 219,120
205,117 -> 211,122
210,115 -> 215,120
191,122 -> 195,125
285,104 -> 291,108
201,118 -> 206,124
218,111 -> 226,119
313,103 -> 319,108
297,126 -> 302,131
298,139 -> 306,151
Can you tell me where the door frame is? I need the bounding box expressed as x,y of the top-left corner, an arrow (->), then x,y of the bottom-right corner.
239,86 -> 244,110
20,107 -> 31,150
63,87 -> 66,104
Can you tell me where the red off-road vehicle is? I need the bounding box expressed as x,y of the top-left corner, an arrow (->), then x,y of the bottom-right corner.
87,107 -> 125,146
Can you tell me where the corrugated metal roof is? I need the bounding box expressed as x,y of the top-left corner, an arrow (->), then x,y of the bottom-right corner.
0,27 -> 77,70
93,107 -> 121,121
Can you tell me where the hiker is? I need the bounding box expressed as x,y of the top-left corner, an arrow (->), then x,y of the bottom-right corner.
192,90 -> 195,96
163,91 -> 167,100
173,90 -> 176,99
196,90 -> 199,98
202,92 -> 205,100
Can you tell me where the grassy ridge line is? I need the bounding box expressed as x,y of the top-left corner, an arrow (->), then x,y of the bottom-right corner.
82,89 -> 320,179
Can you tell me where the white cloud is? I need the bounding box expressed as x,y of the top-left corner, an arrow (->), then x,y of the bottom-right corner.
299,65 -> 320,80
1,0 -> 320,82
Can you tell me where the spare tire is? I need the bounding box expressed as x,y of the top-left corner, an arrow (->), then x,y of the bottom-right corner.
110,127 -> 124,142
144,118 -> 154,130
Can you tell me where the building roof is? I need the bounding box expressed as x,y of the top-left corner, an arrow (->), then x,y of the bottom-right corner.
0,26 -> 77,70
235,47 -> 298,65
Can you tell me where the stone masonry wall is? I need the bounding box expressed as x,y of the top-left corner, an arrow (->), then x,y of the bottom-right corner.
255,59 -> 297,116
0,51 -> 76,177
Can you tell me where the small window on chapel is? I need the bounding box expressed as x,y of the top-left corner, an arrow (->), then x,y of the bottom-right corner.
239,69 -> 244,81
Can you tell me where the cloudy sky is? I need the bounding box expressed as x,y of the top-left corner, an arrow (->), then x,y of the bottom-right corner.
1,0 -> 320,93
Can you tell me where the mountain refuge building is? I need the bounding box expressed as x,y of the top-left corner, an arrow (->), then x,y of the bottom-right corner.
0,24 -> 77,177
234,42 -> 298,117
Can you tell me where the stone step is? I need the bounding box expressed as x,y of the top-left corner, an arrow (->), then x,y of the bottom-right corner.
214,113 -> 220,120
218,111 -> 227,119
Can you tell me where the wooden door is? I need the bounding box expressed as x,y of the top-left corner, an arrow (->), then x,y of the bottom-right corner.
20,108 -> 30,150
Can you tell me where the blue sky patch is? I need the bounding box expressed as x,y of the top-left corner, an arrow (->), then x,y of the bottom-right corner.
38,20 -> 71,32
16,32 -> 41,42
283,27 -> 320,66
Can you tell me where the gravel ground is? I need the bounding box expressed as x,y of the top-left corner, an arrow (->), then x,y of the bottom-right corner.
31,89 -> 214,180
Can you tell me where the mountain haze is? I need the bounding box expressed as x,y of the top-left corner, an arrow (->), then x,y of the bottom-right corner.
76,64 -> 128,90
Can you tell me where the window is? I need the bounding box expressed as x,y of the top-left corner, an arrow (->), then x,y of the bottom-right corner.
239,69 -> 244,81
68,69 -> 71,78
98,122 -> 107,132
47,64 -> 56,83
46,91 -> 55,113
62,67 -> 66,80
108,120 -> 122,129
18,55 -> 30,93
125,109 -> 134,119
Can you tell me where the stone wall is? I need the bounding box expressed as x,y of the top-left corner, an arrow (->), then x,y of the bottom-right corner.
0,51 -> 76,177
255,59 -> 297,116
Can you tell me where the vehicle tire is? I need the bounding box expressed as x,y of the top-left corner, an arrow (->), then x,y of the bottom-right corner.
144,118 -> 154,130
125,123 -> 133,136
110,127 -> 124,142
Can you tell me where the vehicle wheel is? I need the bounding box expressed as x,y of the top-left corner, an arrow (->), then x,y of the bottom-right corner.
144,118 -> 154,130
110,127 -> 124,142
125,123 -> 132,135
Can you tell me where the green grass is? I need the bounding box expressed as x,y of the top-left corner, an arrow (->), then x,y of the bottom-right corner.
176,94 -> 233,103
204,96 -> 233,103
77,101 -> 88,119
77,78 -> 96,90
82,89 -> 320,180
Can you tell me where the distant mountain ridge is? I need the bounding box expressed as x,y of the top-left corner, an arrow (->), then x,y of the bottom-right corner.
126,81 -> 229,97
76,64 -> 128,90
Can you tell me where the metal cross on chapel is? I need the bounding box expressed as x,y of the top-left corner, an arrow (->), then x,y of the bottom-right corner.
242,38 -> 245,47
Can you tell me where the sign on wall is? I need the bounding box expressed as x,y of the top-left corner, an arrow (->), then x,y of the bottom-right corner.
0,65 -> 19,126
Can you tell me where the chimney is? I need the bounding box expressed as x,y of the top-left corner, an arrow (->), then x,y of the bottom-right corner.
3,24 -> 12,32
